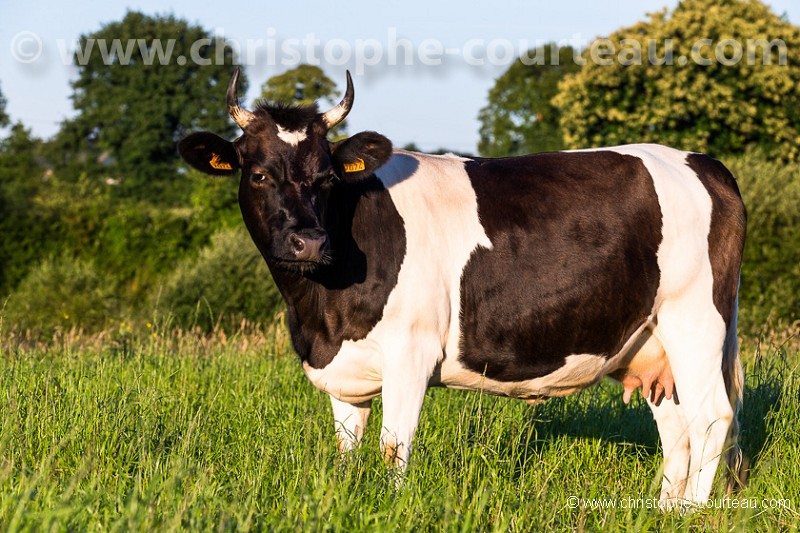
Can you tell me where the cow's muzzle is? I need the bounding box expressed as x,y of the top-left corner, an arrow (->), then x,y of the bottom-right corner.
288,230 -> 329,263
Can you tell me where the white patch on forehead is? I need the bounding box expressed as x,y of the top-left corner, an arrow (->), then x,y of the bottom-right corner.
276,125 -> 308,146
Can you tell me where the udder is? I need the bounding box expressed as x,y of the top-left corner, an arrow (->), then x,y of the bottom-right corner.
609,332 -> 676,406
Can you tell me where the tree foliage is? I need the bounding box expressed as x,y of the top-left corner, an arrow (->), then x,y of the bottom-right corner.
260,64 -> 338,106
727,151 -> 800,332
478,45 -> 580,156
0,83 -> 9,128
0,12 -> 284,335
553,0 -> 800,160
59,11 -> 245,200
0,124 -> 51,294
259,65 -> 346,138
2,8 -> 799,337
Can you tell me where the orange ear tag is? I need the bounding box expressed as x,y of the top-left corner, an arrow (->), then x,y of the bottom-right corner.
209,153 -> 233,170
343,158 -> 366,173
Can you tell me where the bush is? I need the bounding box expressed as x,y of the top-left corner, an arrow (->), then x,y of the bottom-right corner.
96,201 -> 200,292
553,0 -> 800,161
724,151 -> 800,333
151,226 -> 283,331
2,255 -> 117,336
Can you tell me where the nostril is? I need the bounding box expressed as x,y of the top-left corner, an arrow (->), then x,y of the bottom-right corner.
288,230 -> 327,261
289,234 -> 306,255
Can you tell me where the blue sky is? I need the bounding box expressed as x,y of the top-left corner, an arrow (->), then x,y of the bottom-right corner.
1,0 -> 796,153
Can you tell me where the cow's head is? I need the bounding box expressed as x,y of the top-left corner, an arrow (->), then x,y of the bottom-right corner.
179,68 -> 392,271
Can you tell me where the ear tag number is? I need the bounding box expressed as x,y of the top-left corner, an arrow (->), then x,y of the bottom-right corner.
343,158 -> 366,173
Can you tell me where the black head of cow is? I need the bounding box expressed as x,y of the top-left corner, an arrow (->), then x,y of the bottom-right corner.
178,68 -> 393,271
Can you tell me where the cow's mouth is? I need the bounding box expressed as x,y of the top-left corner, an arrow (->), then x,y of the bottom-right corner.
270,254 -> 332,273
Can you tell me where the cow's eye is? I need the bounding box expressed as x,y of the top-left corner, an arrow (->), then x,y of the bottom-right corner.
250,172 -> 271,186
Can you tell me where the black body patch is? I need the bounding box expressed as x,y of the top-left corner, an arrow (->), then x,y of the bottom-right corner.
458,151 -> 663,382
686,153 -> 746,327
269,177 -> 406,369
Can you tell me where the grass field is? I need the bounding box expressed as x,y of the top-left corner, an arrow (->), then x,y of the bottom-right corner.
1,325 -> 799,531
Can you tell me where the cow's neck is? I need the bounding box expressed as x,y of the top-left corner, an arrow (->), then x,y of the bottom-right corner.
263,177 -> 406,367
268,267 -> 327,316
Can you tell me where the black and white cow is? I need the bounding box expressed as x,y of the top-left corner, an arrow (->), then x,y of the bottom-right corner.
179,68 -> 746,506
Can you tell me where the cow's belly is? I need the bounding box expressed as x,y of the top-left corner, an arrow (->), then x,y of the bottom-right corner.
435,352 -> 608,398
436,321 -> 675,404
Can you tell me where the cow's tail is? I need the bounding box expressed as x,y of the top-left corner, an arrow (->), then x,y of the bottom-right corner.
723,289 -> 747,493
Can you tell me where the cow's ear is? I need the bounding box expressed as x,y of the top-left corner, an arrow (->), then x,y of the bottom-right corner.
330,131 -> 392,183
178,132 -> 240,176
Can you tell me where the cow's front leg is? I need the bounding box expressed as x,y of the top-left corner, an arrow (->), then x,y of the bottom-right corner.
379,342 -> 438,473
380,381 -> 426,471
329,395 -> 372,453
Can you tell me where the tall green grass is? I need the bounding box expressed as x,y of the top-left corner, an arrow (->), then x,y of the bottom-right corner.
1,329 -> 798,531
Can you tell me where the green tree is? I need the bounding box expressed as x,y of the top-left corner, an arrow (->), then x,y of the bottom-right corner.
260,65 -> 346,138
0,123 -> 53,295
0,123 -> 40,202
58,11 -> 245,201
553,0 -> 800,160
0,83 -> 9,128
478,44 -> 580,157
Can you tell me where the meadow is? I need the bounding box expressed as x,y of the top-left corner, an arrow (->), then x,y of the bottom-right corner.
1,320 -> 798,532
2,4 -> 799,530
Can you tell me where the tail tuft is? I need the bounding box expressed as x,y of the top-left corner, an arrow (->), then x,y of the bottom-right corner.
723,302 -> 747,494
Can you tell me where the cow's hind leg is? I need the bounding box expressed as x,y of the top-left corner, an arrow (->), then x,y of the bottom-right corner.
656,293 -> 732,505
330,396 -> 372,453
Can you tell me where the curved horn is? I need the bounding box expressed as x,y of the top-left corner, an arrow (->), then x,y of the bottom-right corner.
227,67 -> 255,130
321,71 -> 354,129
